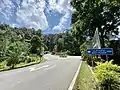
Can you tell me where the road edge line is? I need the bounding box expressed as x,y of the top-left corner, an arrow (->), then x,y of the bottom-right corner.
68,59 -> 83,90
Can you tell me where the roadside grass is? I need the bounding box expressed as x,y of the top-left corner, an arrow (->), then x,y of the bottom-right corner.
73,61 -> 96,90
0,57 -> 46,72
15,57 -> 45,68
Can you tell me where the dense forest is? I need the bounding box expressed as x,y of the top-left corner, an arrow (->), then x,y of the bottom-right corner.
43,30 -> 81,55
0,24 -> 45,69
0,24 -> 82,70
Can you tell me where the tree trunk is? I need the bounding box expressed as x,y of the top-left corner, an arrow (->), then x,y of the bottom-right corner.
99,28 -> 105,48
101,35 -> 105,48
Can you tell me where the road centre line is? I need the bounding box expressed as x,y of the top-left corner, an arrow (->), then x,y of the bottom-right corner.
44,65 -> 56,71
30,65 -> 50,72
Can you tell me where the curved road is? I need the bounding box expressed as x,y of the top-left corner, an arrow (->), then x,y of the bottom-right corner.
0,54 -> 82,90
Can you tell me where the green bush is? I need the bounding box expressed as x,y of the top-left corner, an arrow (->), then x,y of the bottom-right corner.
26,56 -> 32,63
6,52 -> 20,69
0,63 -> 5,69
80,42 -> 97,66
66,50 -> 72,55
94,60 -> 120,90
18,56 -> 26,63
26,55 -> 41,63
86,56 -> 94,65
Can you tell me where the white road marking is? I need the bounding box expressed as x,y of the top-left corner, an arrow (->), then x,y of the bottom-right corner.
44,65 -> 56,71
30,65 -> 49,72
68,61 -> 82,90
35,65 -> 49,70
29,67 -> 35,72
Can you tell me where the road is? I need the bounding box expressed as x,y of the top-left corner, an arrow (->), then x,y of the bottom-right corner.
0,54 -> 82,90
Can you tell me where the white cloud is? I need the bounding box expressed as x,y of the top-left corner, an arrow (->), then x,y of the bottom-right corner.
0,0 -> 49,30
16,0 -> 48,30
0,0 -> 15,21
48,0 -> 73,14
0,0 -> 73,32
53,11 -> 70,31
50,0 -> 73,32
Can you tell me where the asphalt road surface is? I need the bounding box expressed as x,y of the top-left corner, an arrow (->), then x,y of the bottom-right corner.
0,54 -> 82,90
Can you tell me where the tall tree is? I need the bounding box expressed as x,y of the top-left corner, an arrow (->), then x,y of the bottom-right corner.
71,0 -> 120,47
30,35 -> 45,56
6,41 -> 25,68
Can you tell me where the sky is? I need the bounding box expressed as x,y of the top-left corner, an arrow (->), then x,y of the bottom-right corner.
0,0 -> 73,34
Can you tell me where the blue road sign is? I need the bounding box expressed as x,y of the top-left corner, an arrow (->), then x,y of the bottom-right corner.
86,48 -> 113,55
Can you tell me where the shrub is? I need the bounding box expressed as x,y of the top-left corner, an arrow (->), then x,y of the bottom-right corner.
6,52 -> 20,69
66,50 -> 72,55
80,42 -> 97,66
94,60 -> 120,90
26,55 -> 41,63
26,56 -> 32,63
0,63 -> 5,69
18,56 -> 26,63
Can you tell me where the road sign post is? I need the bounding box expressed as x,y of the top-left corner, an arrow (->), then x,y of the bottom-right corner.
86,29 -> 102,67
106,55 -> 108,61
86,29 -> 113,65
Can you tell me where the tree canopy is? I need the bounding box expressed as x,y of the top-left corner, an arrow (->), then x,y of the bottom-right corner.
71,0 -> 120,47
0,24 -> 45,68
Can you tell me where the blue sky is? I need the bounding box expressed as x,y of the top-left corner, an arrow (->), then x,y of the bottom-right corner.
0,0 -> 73,34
